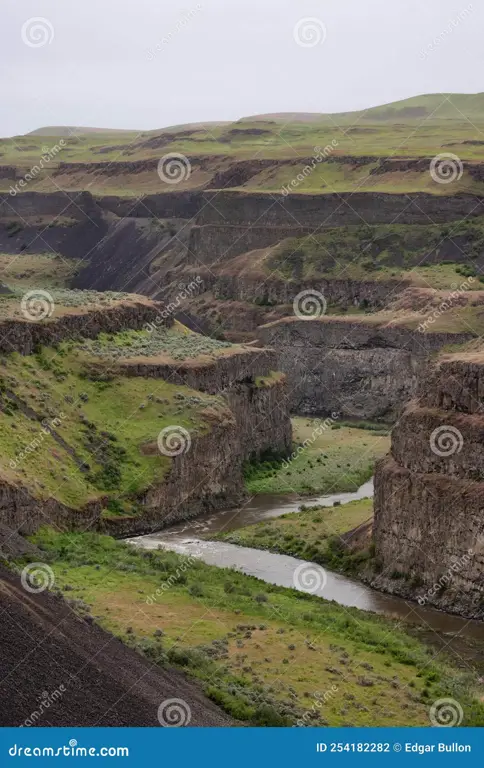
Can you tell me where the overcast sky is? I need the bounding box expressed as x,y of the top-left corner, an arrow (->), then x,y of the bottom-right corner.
1,0 -> 483,136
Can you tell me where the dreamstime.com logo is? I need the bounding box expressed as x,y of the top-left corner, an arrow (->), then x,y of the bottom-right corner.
417,277 -> 475,332
417,549 -> 473,606
21,687 -> 67,727
146,555 -> 196,604
430,425 -> 463,457
9,740 -> 129,758
293,563 -> 328,594
295,686 -> 339,727
429,698 -> 464,727
281,142 -> 339,195
10,413 -> 66,470
282,414 -> 339,470
293,289 -> 327,319
430,153 -> 464,184
146,5 -> 203,61
21,17 -> 54,47
419,5 -> 473,60
20,563 -> 55,594
157,153 -> 192,185
21,290 -> 55,321
157,698 -> 192,727
293,18 -> 327,48
10,142 -> 66,196
158,426 -> 192,457
144,277 -> 204,331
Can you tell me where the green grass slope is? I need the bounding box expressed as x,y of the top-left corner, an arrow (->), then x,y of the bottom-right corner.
0,342 -> 220,510
242,92 -> 484,124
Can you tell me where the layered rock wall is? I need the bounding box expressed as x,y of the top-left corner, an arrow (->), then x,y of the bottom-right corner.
0,299 -> 168,356
6,190 -> 484,294
0,416 -> 245,538
0,337 -> 291,537
212,273 -> 407,310
373,352 -> 484,618
257,317 -> 473,421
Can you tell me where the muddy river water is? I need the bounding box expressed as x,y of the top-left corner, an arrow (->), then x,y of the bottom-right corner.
128,479 -> 484,643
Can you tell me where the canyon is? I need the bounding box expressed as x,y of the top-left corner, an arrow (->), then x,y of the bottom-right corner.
2,98 -> 484,625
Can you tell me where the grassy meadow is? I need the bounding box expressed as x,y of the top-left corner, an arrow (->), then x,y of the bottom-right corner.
244,419 -> 390,496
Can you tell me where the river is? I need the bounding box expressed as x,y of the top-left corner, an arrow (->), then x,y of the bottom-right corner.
127,479 -> 484,643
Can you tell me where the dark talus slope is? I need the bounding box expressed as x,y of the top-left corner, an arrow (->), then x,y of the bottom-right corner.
0,566 -> 232,727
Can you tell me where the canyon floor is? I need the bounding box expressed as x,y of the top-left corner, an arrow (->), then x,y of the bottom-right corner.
12,525 -> 484,728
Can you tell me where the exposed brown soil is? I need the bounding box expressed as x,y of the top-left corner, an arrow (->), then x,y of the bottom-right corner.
0,565 -> 233,727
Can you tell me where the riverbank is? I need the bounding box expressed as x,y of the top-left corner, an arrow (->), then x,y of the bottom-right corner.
214,498 -> 374,575
16,527 -> 484,727
244,420 -> 390,495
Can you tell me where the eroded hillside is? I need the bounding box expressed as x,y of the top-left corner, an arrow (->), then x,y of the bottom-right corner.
0,276 -> 291,538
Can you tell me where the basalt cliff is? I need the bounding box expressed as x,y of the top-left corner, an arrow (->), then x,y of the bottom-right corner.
373,349 -> 484,618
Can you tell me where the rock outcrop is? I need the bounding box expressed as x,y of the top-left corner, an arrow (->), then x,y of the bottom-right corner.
0,297 -> 169,356
0,405 -> 245,538
113,347 -> 292,462
257,316 -> 473,421
373,350 -> 484,618
0,306 -> 291,537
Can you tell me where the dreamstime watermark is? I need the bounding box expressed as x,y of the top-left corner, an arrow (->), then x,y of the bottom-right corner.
147,5 -> 203,60
9,742 -> 129,758
10,413 -> 66,470
157,426 -> 192,457
146,555 -> 197,605
157,153 -> 192,185
10,141 -> 66,196
281,142 -> 339,196
157,698 -> 192,727
429,698 -> 464,727
293,563 -> 328,594
430,425 -> 463,457
21,17 -> 54,48
417,277 -> 475,332
293,289 -> 327,319
293,18 -> 327,48
20,563 -> 55,594
20,289 -> 55,321
144,277 -> 204,331
417,549 -> 473,606
21,686 -> 67,727
282,414 -> 339,470
420,5 -> 473,60
430,153 -> 464,185
295,686 -> 339,727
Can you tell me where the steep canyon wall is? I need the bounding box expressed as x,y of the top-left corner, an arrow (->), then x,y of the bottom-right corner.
373,352 -> 484,618
257,317 -> 474,421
